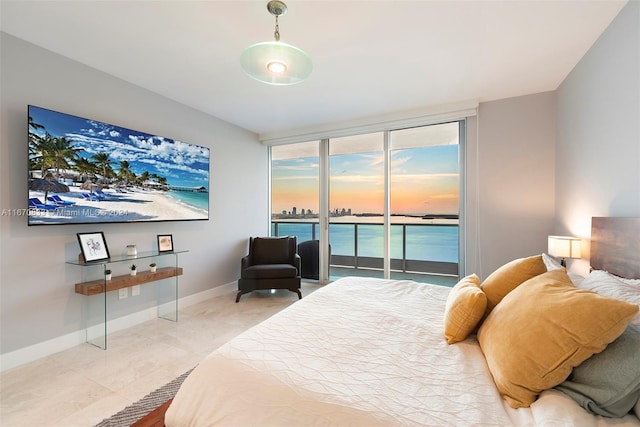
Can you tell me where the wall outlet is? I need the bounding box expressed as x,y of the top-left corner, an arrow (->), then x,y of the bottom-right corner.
118,288 -> 128,299
131,285 -> 141,296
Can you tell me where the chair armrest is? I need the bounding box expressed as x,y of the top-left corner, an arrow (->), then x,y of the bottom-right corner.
293,253 -> 301,274
241,255 -> 251,271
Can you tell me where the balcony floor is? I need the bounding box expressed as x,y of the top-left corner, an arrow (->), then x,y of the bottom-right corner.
329,266 -> 458,287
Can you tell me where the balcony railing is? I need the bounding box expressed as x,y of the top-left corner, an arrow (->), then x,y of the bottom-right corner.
272,220 -> 459,279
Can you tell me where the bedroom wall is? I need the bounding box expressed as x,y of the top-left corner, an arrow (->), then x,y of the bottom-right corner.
555,0 -> 639,276
469,92 -> 557,279
0,33 -> 269,363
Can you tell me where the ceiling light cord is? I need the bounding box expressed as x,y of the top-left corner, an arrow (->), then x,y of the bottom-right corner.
274,15 -> 280,42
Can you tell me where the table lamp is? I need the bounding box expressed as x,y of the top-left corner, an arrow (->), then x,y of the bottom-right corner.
547,235 -> 581,267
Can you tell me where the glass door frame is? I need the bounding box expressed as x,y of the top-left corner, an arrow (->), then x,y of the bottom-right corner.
271,119 -> 467,284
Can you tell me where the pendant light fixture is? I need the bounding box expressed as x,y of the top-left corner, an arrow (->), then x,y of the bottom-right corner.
240,1 -> 312,85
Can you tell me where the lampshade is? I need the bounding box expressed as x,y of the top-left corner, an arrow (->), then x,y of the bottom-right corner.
240,41 -> 312,85
548,236 -> 581,259
240,1 -> 312,85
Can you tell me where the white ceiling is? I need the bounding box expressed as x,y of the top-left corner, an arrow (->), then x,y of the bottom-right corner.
0,0 -> 627,137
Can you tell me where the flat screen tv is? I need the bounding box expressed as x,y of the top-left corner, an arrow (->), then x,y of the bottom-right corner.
27,105 -> 210,226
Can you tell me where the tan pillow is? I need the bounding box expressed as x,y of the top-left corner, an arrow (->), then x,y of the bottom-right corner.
480,255 -> 546,313
443,274 -> 486,344
477,269 -> 639,408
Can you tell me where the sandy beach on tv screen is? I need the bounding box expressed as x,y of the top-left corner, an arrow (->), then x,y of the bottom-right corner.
28,186 -> 207,224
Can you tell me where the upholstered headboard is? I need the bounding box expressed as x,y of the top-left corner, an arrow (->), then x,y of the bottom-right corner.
590,217 -> 640,279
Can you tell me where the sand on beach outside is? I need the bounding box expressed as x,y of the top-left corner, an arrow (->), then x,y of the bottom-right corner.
28,186 -> 207,224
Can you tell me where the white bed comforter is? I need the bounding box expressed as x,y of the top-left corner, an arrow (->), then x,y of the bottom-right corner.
166,277 -> 640,427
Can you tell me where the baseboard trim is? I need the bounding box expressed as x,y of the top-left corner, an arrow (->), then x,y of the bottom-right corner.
0,281 -> 237,372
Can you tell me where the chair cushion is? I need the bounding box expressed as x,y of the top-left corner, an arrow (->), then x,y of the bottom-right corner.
252,237 -> 292,265
243,264 -> 298,279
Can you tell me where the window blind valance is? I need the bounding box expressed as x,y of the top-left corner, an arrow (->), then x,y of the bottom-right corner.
259,99 -> 478,146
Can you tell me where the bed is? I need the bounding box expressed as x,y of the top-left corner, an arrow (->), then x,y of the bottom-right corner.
164,217 -> 640,426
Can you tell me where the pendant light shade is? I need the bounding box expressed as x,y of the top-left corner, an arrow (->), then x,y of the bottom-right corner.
240,41 -> 312,85
240,1 -> 312,85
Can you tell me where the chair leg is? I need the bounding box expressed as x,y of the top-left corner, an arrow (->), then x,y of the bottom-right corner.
289,289 -> 302,299
235,290 -> 243,303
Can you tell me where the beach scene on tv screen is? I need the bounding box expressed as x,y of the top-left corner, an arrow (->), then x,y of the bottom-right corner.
27,106 -> 210,225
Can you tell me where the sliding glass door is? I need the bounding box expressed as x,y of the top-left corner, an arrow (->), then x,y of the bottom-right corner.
270,121 -> 463,286
329,133 -> 384,280
389,122 -> 460,285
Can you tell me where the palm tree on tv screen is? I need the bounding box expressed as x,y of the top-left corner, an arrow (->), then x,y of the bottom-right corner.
49,136 -> 82,178
138,170 -> 150,187
91,152 -> 115,180
73,157 -> 98,182
117,160 -> 137,185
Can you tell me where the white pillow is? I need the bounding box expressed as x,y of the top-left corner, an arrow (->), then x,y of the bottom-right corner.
567,272 -> 585,287
542,253 -> 584,286
619,276 -> 640,287
542,253 -> 563,270
578,270 -> 640,326
592,269 -> 640,287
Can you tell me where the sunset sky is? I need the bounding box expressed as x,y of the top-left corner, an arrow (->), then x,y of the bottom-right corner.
272,144 -> 459,216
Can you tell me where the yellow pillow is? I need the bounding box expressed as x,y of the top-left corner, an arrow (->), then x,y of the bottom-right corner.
443,274 -> 486,344
477,269 -> 639,408
480,255 -> 546,314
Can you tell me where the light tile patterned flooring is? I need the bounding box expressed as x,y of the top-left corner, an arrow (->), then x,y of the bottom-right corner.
0,282 -> 323,426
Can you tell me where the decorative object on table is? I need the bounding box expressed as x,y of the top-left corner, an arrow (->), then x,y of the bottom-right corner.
105,269 -> 112,280
130,264 -> 137,276
149,263 -> 157,273
547,235 -> 581,267
240,0 -> 312,86
126,244 -> 138,257
77,231 -> 110,262
158,234 -> 174,252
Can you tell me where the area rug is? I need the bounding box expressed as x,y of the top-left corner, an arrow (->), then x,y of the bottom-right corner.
95,368 -> 193,427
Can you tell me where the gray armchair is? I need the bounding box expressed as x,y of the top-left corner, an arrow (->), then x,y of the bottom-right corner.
236,236 -> 302,303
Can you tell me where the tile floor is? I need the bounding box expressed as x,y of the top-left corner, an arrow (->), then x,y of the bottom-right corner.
0,282 -> 323,426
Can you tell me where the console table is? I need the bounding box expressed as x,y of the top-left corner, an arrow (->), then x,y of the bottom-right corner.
67,250 -> 187,349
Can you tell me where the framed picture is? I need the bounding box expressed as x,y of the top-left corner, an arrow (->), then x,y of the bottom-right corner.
77,232 -> 110,262
158,234 -> 174,252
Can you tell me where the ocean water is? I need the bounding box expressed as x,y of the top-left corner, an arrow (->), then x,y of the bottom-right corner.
166,191 -> 209,212
273,221 -> 459,263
